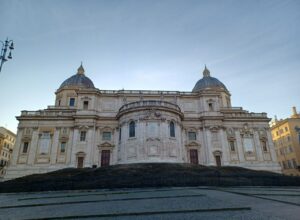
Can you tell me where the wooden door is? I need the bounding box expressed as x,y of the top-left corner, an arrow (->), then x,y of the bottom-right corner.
101,150 -> 110,167
77,157 -> 84,168
190,149 -> 198,164
215,155 -> 221,167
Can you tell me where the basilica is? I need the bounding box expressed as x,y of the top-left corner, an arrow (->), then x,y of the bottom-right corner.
5,65 -> 281,179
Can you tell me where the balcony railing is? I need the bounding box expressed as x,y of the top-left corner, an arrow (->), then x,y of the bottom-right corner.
223,112 -> 267,118
118,100 -> 182,113
220,107 -> 243,111
100,90 -> 195,96
21,110 -> 75,117
47,105 -> 77,110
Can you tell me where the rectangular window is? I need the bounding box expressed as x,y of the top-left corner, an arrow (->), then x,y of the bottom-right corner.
229,141 -> 235,151
69,98 -> 75,106
83,101 -> 89,110
188,132 -> 197,141
285,127 -> 288,132
80,131 -> 86,142
261,141 -> 268,152
292,159 -> 297,169
62,128 -> 67,134
102,132 -> 112,141
60,142 -> 66,153
282,161 -> 287,169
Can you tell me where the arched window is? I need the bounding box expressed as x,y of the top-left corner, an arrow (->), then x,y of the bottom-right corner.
208,103 -> 213,111
170,121 -> 175,137
129,121 -> 135,137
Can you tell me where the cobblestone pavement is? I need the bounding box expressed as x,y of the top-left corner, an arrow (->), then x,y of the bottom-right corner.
0,186 -> 299,220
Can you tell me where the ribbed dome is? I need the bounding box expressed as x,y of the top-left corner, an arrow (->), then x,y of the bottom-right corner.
192,66 -> 227,92
59,65 -> 95,89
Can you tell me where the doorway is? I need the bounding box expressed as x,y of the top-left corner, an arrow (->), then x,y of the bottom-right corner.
101,150 -> 110,167
77,156 -> 84,168
190,149 -> 198,164
215,155 -> 221,167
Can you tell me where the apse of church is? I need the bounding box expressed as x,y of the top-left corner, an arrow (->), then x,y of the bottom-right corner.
5,65 -> 281,180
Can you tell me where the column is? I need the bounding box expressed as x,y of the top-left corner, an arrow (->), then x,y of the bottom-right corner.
27,129 -> 39,165
254,131 -> 263,161
70,129 -> 79,166
66,128 -> 74,166
50,129 -> 59,165
267,130 -> 277,162
235,130 -> 245,162
220,129 -> 229,165
10,128 -> 23,166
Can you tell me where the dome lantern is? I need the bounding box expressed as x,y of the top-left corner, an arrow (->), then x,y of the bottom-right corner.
77,63 -> 85,75
203,65 -> 210,77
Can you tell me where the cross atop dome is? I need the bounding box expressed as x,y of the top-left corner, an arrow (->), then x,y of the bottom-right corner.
77,62 -> 85,75
203,65 -> 210,77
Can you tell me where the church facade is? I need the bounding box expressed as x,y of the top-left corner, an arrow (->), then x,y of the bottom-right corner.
5,65 -> 281,179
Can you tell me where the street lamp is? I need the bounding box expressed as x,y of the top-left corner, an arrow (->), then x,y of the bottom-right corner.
0,38 -> 14,73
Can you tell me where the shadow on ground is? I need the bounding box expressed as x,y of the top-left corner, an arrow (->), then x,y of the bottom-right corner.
1,163 -> 299,193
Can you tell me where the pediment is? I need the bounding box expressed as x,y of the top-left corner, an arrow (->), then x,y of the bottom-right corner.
186,141 -> 200,147
76,151 -> 86,156
99,142 -> 114,148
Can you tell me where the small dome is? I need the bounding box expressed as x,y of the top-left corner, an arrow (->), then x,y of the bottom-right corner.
59,64 -> 95,89
192,66 -> 228,92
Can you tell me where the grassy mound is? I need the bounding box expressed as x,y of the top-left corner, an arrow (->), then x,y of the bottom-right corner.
0,163 -> 299,193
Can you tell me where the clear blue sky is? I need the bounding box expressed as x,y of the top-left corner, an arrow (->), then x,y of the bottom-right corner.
0,0 -> 299,133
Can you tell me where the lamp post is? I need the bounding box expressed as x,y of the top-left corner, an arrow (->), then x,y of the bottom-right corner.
0,38 -> 14,73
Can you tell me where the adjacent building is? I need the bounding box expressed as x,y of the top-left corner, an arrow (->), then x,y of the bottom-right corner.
0,127 -> 16,178
271,107 -> 300,176
5,65 -> 281,180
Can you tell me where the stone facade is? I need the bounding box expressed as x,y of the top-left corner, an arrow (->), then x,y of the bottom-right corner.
0,127 -> 16,179
5,65 -> 281,180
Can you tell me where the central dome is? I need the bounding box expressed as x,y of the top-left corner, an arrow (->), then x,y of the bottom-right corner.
192,66 -> 227,92
59,64 -> 95,89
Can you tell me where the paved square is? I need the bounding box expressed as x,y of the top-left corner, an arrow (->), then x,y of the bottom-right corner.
0,186 -> 299,220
